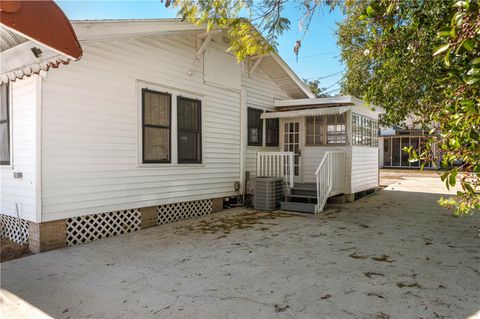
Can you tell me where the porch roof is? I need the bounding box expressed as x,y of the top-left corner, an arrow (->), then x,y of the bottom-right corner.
0,0 -> 82,84
260,105 -> 351,119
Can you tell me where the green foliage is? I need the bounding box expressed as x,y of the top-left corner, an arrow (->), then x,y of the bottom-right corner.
303,79 -> 331,97
167,0 -> 338,61
168,0 -> 479,214
338,0 -> 479,214
167,0 -> 281,61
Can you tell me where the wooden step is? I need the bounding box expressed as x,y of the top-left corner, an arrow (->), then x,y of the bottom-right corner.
280,201 -> 316,214
290,188 -> 317,196
285,194 -> 317,200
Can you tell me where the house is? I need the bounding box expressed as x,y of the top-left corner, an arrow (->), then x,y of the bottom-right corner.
379,115 -> 441,169
0,19 -> 381,253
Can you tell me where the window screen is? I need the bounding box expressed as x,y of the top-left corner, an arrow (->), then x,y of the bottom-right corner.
266,118 -> 279,147
306,114 -> 346,145
352,113 -> 378,146
142,89 -> 171,163
248,108 -> 263,146
0,83 -> 10,165
177,97 -> 202,163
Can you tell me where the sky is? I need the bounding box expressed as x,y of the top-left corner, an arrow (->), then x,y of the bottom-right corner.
57,1 -> 345,95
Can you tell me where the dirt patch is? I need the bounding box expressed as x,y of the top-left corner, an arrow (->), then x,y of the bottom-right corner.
1,238 -> 30,262
274,304 -> 289,313
349,252 -> 368,259
178,211 -> 297,235
372,255 -> 395,263
367,292 -> 385,299
364,272 -> 385,279
397,282 -> 422,289
375,312 -> 390,319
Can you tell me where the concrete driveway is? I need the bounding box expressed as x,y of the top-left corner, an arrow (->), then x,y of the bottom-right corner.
1,173 -> 479,319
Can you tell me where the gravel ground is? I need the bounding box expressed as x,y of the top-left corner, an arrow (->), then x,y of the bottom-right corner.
1,173 -> 479,319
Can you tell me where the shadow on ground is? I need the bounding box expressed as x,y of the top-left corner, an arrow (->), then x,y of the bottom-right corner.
1,178 -> 479,319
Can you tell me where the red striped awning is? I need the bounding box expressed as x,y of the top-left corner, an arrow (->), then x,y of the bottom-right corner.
0,0 -> 82,83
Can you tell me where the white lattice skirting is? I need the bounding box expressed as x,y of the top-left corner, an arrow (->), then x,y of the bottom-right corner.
157,199 -> 212,225
0,214 -> 29,244
66,209 -> 141,246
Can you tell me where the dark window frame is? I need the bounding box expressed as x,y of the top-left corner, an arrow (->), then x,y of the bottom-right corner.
247,107 -> 263,146
142,88 -> 172,164
265,118 -> 279,147
177,96 -> 202,164
1,83 -> 10,166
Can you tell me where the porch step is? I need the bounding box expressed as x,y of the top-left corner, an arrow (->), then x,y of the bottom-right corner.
290,188 -> 316,196
285,194 -> 317,200
280,201 -> 316,214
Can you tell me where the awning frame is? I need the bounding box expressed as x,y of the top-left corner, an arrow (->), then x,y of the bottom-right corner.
260,105 -> 352,119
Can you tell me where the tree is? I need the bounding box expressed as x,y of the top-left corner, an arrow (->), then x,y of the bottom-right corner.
337,0 -> 479,214
166,0 -> 480,214
165,0 -> 339,61
303,79 -> 331,97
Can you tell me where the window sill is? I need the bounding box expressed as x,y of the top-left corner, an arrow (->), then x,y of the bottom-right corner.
137,163 -> 205,169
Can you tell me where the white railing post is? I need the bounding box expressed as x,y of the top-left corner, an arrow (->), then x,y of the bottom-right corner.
288,152 -> 294,188
257,152 -> 260,178
315,151 -> 346,213
256,152 -> 295,188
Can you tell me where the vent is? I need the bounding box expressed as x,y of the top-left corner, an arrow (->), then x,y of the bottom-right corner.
66,209 -> 141,246
0,214 -> 29,244
254,177 -> 284,211
157,199 -> 212,225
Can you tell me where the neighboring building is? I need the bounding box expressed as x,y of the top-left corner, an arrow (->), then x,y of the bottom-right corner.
379,115 -> 437,169
0,19 -> 381,252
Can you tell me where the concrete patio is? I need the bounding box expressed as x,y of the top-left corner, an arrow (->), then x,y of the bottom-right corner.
1,173 -> 479,319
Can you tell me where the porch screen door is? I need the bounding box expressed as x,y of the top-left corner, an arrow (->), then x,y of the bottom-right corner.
283,121 -> 301,183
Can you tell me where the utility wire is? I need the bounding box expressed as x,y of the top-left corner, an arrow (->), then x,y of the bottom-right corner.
305,70 -> 344,81
323,79 -> 341,91
285,50 -> 338,61
323,87 -> 341,95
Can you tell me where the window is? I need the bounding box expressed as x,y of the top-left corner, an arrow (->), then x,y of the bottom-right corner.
327,114 -> 346,144
352,113 -> 378,146
265,118 -> 279,147
177,96 -> 202,163
306,116 -> 324,145
248,108 -> 263,146
142,89 -> 171,163
0,83 -> 9,165
305,114 -> 346,146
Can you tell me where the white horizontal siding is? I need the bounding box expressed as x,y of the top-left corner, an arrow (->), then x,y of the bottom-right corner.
302,146 -> 351,193
0,76 -> 38,221
351,146 -> 379,193
242,66 -> 288,179
41,35 -> 245,221
41,35 -> 292,221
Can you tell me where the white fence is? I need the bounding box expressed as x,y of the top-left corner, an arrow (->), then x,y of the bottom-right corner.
256,152 -> 295,188
315,151 -> 346,213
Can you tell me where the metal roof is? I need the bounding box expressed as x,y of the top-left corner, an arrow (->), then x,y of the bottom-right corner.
261,105 -> 351,119
0,27 -> 27,51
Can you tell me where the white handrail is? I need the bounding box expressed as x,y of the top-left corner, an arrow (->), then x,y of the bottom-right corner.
315,151 -> 346,213
257,152 -> 295,188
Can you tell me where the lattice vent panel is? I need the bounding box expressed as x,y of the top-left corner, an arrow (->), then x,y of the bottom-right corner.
0,214 -> 29,244
157,199 -> 212,225
244,194 -> 254,208
67,209 -> 141,246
